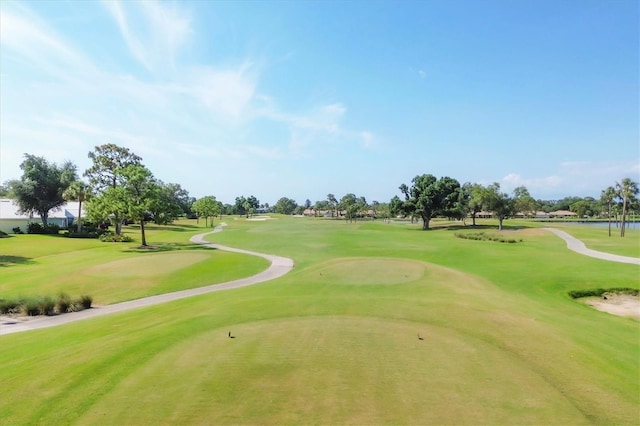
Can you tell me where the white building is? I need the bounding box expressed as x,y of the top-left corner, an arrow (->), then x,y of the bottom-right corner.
0,198 -> 83,233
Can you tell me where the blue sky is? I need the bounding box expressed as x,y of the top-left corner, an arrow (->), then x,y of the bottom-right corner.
1,0 -> 638,205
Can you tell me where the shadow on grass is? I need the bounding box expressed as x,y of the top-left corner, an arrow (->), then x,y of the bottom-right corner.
125,223 -> 208,233
406,224 -> 532,232
122,242 -> 217,253
0,256 -> 35,267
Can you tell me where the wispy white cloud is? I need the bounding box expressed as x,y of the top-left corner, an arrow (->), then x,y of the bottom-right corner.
497,159 -> 640,198
101,0 -> 192,73
360,131 -> 374,148
0,3 -> 94,80
184,63 -> 257,121
1,1 -> 374,200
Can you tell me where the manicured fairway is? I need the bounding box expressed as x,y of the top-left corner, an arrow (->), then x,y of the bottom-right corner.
1,217 -> 638,425
0,224 -> 268,304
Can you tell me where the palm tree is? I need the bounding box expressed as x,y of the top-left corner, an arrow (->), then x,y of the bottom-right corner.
63,181 -> 92,233
615,178 -> 639,237
600,186 -> 617,237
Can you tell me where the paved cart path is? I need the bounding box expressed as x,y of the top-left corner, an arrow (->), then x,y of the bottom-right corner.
543,227 -> 640,265
0,223 -> 294,336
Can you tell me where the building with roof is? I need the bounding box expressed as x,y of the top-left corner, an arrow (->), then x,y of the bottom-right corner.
0,199 -> 83,233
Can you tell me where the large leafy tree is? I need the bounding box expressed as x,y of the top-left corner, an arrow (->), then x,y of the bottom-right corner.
84,144 -> 142,234
600,186 -> 617,237
118,165 -> 158,246
513,186 -> 538,218
192,196 -> 222,227
484,183 -> 515,231
400,174 -> 461,230
463,183 -> 485,226
274,197 -> 298,215
327,193 -> 338,218
84,143 -> 142,191
148,182 -> 189,225
63,181 -> 92,232
616,178 -> 639,237
12,154 -> 77,225
339,193 -> 358,222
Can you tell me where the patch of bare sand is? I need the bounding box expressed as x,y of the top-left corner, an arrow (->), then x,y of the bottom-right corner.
584,293 -> 640,320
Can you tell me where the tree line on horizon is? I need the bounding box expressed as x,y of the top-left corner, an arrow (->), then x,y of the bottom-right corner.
2,143 -> 638,242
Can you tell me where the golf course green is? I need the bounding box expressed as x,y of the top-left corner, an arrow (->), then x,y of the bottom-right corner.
1,217 -> 638,425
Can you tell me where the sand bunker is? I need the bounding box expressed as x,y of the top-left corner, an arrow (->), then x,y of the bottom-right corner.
246,215 -> 274,221
584,293 -> 640,320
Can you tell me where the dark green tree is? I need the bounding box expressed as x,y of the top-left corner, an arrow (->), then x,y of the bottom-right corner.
399,174 -> 462,230
63,181 -> 92,232
274,197 -> 298,215
600,186 -> 617,237
485,183 -> 515,230
192,196 -> 222,227
85,144 -> 142,234
616,178 -> 639,237
513,186 -> 538,218
12,154 -> 77,225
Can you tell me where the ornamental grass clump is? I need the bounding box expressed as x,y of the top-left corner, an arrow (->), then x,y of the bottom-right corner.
455,232 -> 521,243
0,294 -> 93,316
56,293 -> 72,314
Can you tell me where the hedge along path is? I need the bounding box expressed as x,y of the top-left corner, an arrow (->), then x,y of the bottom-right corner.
0,223 -> 294,336
543,228 -> 640,265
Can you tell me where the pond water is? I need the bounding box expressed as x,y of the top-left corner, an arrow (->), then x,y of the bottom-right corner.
558,221 -> 639,229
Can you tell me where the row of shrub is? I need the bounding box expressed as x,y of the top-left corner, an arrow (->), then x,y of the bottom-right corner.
99,232 -> 133,242
568,288 -> 639,299
0,293 -> 93,316
455,232 -> 522,244
10,223 -> 133,243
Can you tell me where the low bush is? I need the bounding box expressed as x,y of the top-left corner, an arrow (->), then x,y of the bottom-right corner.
0,230 -> 7,238
37,296 -> 56,315
66,223 -> 106,239
77,295 -> 93,310
12,226 -> 24,234
455,232 -> 521,244
22,298 -> 41,316
568,287 -> 639,299
27,223 -> 60,235
99,232 -> 133,243
57,293 -> 72,314
0,294 -> 93,316
0,298 -> 22,315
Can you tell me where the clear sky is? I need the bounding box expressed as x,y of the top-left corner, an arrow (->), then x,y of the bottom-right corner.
1,0 -> 638,206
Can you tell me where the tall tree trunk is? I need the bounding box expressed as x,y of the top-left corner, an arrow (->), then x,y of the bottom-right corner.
620,199 -> 627,237
77,200 -> 83,233
472,213 -> 476,226
498,217 -> 503,231
140,220 -> 147,246
607,203 -> 611,237
422,215 -> 430,230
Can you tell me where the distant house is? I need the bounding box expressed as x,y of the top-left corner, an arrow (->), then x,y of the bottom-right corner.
548,210 -> 577,219
0,198 -> 83,233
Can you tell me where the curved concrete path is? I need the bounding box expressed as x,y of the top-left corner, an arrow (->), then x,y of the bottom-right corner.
543,227 -> 640,265
0,223 -> 294,336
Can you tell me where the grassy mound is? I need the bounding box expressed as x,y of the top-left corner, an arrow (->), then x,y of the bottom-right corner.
312,257 -> 426,285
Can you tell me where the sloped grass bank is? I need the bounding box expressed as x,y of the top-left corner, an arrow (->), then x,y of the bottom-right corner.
0,222 -> 268,305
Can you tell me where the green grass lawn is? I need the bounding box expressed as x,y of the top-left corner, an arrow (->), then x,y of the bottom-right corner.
0,222 -> 268,304
1,216 -> 638,425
